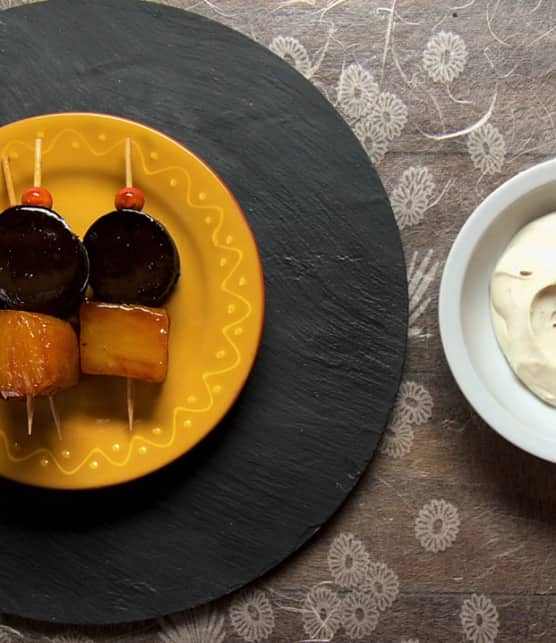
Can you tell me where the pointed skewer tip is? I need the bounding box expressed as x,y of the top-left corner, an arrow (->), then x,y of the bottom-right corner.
26,395 -> 34,436
49,395 -> 62,441
127,378 -> 134,432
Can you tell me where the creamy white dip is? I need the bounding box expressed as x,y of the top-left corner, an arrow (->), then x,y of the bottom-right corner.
491,212 -> 556,406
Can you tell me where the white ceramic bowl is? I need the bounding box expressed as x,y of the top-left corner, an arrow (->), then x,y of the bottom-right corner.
439,158 -> 556,462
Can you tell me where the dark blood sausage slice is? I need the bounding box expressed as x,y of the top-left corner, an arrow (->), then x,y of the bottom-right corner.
83,209 -> 180,307
0,205 -> 90,318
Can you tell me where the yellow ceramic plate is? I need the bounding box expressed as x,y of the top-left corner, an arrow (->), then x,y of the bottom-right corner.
0,113 -> 265,489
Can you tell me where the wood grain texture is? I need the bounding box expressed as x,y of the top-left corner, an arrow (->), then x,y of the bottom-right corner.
0,0 -> 555,640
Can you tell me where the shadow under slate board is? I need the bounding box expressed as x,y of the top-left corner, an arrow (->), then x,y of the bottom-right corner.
0,0 -> 407,624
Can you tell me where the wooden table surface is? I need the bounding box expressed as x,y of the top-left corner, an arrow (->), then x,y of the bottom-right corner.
1,0 -> 555,641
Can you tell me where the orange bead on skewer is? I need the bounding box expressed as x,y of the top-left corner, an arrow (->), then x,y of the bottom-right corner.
22,186 -> 53,208
122,137 -> 142,433
115,138 -> 145,211
115,186 -> 144,211
21,138 -> 53,209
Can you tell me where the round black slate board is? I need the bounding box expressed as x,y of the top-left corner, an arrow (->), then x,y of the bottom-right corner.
0,0 -> 407,625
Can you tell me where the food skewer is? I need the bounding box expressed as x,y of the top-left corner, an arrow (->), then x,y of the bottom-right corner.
2,155 -> 35,435
0,142 -> 88,439
124,138 -> 135,432
27,139 -> 61,438
81,136 -> 180,434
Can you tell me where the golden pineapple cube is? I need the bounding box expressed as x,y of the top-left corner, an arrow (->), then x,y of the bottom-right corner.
79,302 -> 169,383
0,310 -> 79,399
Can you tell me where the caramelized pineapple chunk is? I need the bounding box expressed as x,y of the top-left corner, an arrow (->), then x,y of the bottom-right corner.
79,302 -> 169,382
0,310 -> 79,399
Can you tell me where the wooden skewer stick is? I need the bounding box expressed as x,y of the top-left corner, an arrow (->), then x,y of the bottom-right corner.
125,137 -> 135,432
34,137 -> 42,187
49,395 -> 62,441
2,156 -> 16,207
32,138 -> 63,440
26,395 -> 34,437
1,156 -> 35,436
127,378 -> 134,433
125,137 -> 133,188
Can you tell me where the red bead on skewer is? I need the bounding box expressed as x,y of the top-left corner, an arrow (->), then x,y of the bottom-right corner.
21,138 -> 53,209
119,137 -> 142,433
22,186 -> 53,208
115,186 -> 144,211
115,138 -> 145,212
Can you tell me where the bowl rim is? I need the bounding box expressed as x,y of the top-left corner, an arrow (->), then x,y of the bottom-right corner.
439,156 -> 556,462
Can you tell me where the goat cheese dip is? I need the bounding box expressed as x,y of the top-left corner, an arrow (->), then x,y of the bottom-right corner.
491,212 -> 556,406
